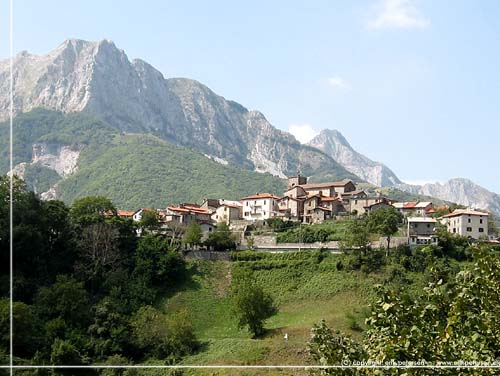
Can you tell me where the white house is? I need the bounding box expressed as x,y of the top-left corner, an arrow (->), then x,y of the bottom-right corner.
241,193 -> 280,221
440,209 -> 489,239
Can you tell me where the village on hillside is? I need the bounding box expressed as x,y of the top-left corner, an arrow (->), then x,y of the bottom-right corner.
113,174 -> 497,249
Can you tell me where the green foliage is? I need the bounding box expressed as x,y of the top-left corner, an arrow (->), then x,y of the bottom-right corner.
339,219 -> 371,254
0,109 -> 286,210
183,222 -> 202,248
70,196 -> 116,226
23,163 -> 61,194
276,221 -> 351,243
34,275 -> 91,328
308,319 -> 366,373
229,268 -> 278,337
130,306 -> 198,360
308,248 -> 500,372
205,222 -> 236,251
0,299 -> 36,358
367,206 -> 403,250
138,209 -> 160,234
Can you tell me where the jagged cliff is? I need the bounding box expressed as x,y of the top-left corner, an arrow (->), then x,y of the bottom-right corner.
0,39 -> 355,182
397,178 -> 500,216
308,129 -> 402,187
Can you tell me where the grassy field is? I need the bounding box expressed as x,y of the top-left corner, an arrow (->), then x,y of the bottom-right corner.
159,252 -> 389,375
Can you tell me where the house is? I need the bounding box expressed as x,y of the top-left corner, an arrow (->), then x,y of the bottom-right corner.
212,203 -> 242,224
348,195 -> 392,215
440,209 -> 489,239
298,179 -> 357,197
393,201 -> 433,216
117,210 -> 135,219
407,217 -> 438,247
277,196 -> 304,221
241,193 -> 280,221
166,204 -> 212,224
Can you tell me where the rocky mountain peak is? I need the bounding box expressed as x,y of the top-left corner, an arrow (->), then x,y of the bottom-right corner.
308,129 -> 402,187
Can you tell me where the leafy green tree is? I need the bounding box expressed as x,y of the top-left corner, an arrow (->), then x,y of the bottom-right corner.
127,235 -> 186,308
230,268 -> 278,337
0,299 -> 37,358
183,222 -> 202,249
139,209 -> 160,234
205,222 -> 236,251
308,248 -> 500,372
50,338 -> 85,373
340,219 -> 371,255
130,306 -> 197,359
87,298 -> 132,360
34,275 -> 90,329
70,196 -> 116,226
307,320 -> 366,375
367,206 -> 403,253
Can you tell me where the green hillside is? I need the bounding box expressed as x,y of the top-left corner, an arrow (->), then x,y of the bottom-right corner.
1,109 -> 286,209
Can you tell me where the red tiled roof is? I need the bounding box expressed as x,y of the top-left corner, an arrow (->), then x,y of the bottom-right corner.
403,202 -> 418,209
117,210 -> 135,217
241,193 -> 280,200
168,206 -> 190,213
441,209 -> 489,219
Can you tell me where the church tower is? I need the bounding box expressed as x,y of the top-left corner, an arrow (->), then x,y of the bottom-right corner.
287,173 -> 307,189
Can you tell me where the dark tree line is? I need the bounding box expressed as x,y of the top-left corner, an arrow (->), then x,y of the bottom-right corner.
0,176 -> 198,373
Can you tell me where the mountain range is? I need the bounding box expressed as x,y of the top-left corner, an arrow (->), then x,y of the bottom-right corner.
0,38 -> 498,215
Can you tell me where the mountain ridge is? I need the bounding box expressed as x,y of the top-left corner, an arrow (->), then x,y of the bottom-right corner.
308,129 -> 402,187
0,39 -> 357,183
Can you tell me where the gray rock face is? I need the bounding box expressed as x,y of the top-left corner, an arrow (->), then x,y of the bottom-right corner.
308,129 -> 402,187
397,178 -> 500,216
0,39 -> 355,181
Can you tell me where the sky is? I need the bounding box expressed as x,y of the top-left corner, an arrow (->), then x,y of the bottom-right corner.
1,0 -> 499,192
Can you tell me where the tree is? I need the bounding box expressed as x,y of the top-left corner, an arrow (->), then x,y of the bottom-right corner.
340,219 -> 371,255
34,275 -> 90,328
229,268 -> 278,337
205,222 -> 236,251
77,223 -> 121,292
130,306 -> 197,359
308,247 -> 500,372
367,206 -> 403,253
138,209 -> 160,234
183,222 -> 202,249
307,320 -> 366,375
70,196 -> 116,227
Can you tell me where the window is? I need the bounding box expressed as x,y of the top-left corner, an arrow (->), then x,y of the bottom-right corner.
479,228 -> 484,233
244,212 -> 249,216
453,228 -> 456,233
264,200 -> 266,205
427,224 -> 430,228
466,227 -> 472,232
246,202 -> 249,206
263,211 -> 266,216
480,219 -> 483,224
468,218 -> 471,223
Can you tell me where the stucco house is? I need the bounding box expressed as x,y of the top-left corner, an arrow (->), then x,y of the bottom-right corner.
241,193 -> 280,221
440,209 -> 489,239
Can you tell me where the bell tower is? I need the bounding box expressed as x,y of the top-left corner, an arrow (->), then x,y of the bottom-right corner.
287,171 -> 307,189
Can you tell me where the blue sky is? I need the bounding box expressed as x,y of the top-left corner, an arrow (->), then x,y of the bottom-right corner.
2,0 -> 499,192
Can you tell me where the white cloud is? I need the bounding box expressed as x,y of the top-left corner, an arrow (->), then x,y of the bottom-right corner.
288,124 -> 319,144
327,76 -> 351,89
367,0 -> 430,30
